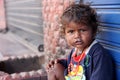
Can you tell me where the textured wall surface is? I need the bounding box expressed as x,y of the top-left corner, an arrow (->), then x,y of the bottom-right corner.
43,0 -> 75,62
0,0 -> 6,32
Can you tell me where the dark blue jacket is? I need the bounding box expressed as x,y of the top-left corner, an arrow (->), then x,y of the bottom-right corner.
59,43 -> 114,80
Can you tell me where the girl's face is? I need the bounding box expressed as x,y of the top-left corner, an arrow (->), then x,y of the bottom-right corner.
64,22 -> 95,51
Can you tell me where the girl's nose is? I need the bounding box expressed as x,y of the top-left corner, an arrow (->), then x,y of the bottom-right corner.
74,31 -> 81,38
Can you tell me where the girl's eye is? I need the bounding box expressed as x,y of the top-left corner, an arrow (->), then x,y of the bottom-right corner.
79,29 -> 86,32
68,30 -> 74,33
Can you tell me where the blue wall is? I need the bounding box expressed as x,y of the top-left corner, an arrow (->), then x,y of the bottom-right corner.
83,0 -> 120,80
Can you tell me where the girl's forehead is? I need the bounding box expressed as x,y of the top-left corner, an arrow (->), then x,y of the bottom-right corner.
66,22 -> 89,29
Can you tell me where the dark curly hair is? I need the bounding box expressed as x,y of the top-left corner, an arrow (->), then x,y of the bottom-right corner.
60,3 -> 99,37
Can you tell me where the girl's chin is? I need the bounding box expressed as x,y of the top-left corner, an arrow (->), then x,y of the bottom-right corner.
75,46 -> 83,50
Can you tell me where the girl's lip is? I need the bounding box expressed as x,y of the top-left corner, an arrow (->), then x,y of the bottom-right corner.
75,41 -> 82,45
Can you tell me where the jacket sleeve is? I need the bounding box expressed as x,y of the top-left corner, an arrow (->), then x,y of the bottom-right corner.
89,50 -> 114,80
58,49 -> 74,69
58,59 -> 68,68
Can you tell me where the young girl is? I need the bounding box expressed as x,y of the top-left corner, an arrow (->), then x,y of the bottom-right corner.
46,3 -> 114,80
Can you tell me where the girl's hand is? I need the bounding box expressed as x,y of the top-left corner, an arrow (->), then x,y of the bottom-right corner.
46,59 -> 58,72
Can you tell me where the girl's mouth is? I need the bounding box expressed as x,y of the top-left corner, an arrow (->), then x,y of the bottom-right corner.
75,39 -> 82,45
75,41 -> 82,45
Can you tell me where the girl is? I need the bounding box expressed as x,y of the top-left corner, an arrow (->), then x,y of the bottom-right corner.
46,3 -> 114,80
